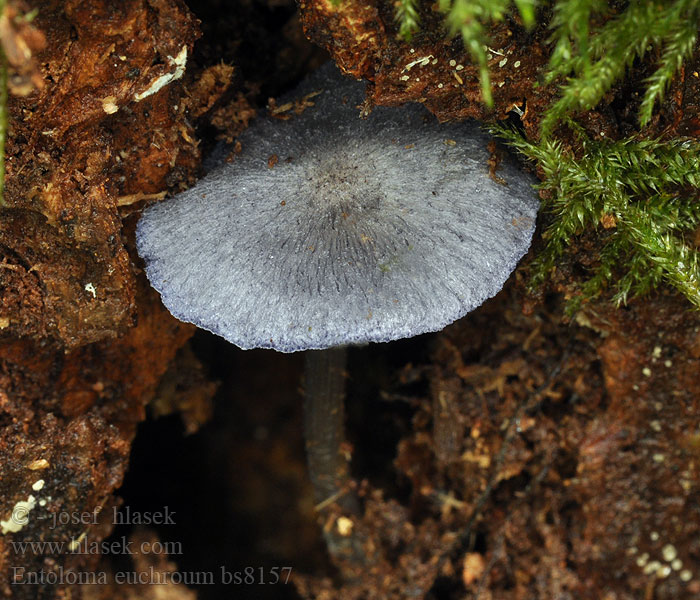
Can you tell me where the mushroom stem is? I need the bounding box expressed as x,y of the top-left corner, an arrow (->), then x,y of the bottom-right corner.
303,347 -> 355,510
304,348 -> 368,570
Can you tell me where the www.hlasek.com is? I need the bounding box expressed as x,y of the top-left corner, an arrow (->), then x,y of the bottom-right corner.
11,534 -> 182,557
11,566 -> 294,586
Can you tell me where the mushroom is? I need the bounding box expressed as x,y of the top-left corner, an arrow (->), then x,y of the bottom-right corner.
136,63 -> 539,559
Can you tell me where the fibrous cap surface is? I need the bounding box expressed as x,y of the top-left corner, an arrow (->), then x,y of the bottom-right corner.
137,64 -> 539,352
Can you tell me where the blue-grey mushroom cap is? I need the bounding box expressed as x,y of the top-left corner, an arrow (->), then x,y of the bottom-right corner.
136,64 -> 539,352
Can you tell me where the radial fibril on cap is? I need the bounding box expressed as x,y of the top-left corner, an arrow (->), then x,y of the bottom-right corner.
136,64 -> 539,352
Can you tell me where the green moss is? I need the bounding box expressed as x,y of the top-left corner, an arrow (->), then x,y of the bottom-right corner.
395,0 -> 421,41
540,0 -> 700,135
496,125 -> 700,310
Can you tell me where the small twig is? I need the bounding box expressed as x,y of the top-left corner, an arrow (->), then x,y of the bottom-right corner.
116,191 -> 167,206
314,486 -> 354,512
